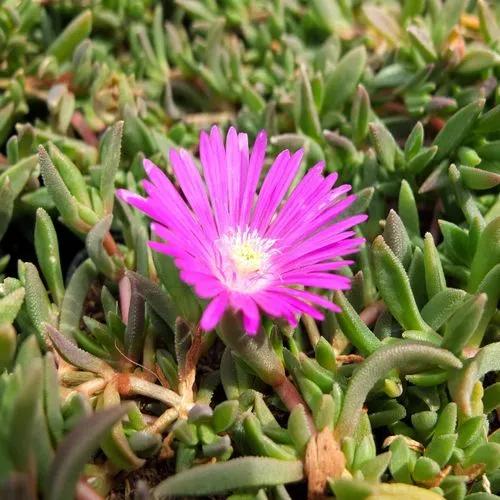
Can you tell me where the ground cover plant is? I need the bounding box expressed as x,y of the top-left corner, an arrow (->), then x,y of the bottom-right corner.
0,0 -> 499,498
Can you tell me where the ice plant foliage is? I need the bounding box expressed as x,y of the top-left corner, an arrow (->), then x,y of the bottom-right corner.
3,3 -> 500,497
118,126 -> 366,334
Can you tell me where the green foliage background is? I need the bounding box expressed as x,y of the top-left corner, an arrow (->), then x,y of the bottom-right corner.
0,0 -> 499,498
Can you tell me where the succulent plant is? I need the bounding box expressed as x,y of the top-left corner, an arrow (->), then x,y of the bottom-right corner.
0,0 -> 499,499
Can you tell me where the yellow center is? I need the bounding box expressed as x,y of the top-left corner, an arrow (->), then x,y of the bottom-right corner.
216,229 -> 277,291
231,243 -> 263,274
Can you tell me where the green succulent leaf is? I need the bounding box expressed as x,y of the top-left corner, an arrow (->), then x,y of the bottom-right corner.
45,323 -> 114,377
468,217 -> 500,293
336,342 -> 462,438
127,270 -> 176,331
46,404 -> 131,500
38,145 -> 83,231
24,262 -> 56,344
100,121 -> 124,214
0,287 -> 25,326
449,342 -> 500,416
34,208 -> 65,306
334,291 -> 381,356
322,46 -> 366,113
48,10 -> 93,63
0,178 -> 14,242
432,100 -> 485,162
372,236 -> 431,333
153,457 -> 304,497
59,259 -> 97,339
85,215 -> 117,279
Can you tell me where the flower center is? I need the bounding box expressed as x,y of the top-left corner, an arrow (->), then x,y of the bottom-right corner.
215,229 -> 277,291
231,242 -> 263,274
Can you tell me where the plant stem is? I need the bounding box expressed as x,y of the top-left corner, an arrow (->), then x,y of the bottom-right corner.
178,324 -> 202,413
359,300 -> 386,325
274,377 -> 314,432
117,374 -> 182,407
146,408 -> 179,434
302,315 -> 321,346
71,111 -> 99,146
118,275 -> 131,323
74,377 -> 107,398
217,311 -> 286,386
142,328 -> 157,382
103,231 -> 121,257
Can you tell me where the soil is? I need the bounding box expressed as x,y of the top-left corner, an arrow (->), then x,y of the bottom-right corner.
109,458 -> 175,500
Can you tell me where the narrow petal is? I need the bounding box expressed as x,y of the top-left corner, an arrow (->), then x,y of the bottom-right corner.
119,126 -> 368,336
266,162 -> 327,238
200,293 -> 229,331
279,274 -> 352,290
274,231 -> 362,270
193,279 -> 225,299
281,287 -> 341,312
199,129 -> 229,233
147,241 -> 185,258
278,194 -> 357,248
253,291 -> 297,325
230,294 -> 261,335
251,149 -> 304,233
209,126 -> 230,230
225,127 -> 242,227
282,260 -> 354,274
239,130 -> 267,227
169,148 -> 217,239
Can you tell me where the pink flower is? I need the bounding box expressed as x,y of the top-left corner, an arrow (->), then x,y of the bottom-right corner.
117,126 -> 367,335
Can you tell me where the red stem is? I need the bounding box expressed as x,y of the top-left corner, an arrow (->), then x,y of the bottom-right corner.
118,275 -> 131,324
359,300 -> 386,326
71,111 -> 99,147
103,232 -> 120,257
274,377 -> 315,432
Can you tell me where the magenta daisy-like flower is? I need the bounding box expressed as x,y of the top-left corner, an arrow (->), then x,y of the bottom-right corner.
117,126 -> 367,335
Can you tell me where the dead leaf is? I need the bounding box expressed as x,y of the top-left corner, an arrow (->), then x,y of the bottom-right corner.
305,428 -> 345,500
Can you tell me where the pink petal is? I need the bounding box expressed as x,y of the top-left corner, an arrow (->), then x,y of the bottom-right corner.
266,162 -> 326,238
239,130 -> 267,227
229,294 -> 261,335
251,149 -> 303,233
199,129 -> 229,233
169,149 -> 217,239
119,126 -> 368,333
200,293 -> 229,331
279,274 -> 352,290
281,287 -> 341,313
225,127 -> 242,227
193,279 -> 225,299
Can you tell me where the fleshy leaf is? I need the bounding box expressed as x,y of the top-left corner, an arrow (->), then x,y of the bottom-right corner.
153,457 -> 304,497
46,404 -> 131,500
336,342 -> 462,437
